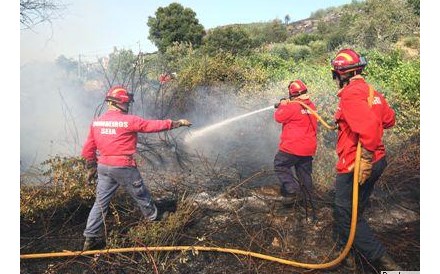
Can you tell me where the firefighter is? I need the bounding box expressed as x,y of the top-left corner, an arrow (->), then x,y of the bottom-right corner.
81,86 -> 191,251
330,49 -> 400,270
273,80 -> 318,210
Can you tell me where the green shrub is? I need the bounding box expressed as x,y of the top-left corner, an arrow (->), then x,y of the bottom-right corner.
309,40 -> 327,56
366,49 -> 420,105
268,44 -> 312,62
287,33 -> 322,46
203,26 -> 253,56
248,52 -> 291,81
327,32 -> 349,51
292,46 -> 312,61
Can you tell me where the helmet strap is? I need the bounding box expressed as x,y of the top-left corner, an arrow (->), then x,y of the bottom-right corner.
339,77 -> 349,89
109,102 -> 129,113
289,90 -> 307,99
335,72 -> 355,88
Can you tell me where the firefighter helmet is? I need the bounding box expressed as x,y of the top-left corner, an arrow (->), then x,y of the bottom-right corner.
105,86 -> 134,104
331,48 -> 367,76
288,79 -> 308,98
105,86 -> 134,112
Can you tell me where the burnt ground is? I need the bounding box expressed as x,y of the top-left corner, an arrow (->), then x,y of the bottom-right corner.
20,140 -> 419,274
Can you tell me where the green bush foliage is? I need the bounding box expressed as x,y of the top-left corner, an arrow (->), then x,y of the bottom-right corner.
239,20 -> 289,47
347,0 -> 419,49
268,44 -> 312,62
287,33 -> 322,46
203,26 -> 253,56
247,51 -> 292,82
366,49 -> 420,105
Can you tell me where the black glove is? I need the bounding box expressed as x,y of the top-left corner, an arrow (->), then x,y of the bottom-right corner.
86,160 -> 97,184
274,98 -> 289,108
172,119 -> 192,128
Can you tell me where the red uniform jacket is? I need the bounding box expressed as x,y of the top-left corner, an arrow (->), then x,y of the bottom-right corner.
334,76 -> 395,173
81,110 -> 172,166
274,98 -> 318,156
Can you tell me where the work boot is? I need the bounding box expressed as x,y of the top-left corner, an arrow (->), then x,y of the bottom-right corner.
377,253 -> 401,271
281,196 -> 295,206
155,210 -> 170,221
281,188 -> 301,207
145,203 -> 171,222
83,237 -> 106,251
144,203 -> 158,221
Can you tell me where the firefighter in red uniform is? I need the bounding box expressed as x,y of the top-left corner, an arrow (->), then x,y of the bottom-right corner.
274,80 -> 318,209
81,86 -> 191,251
330,49 -> 400,270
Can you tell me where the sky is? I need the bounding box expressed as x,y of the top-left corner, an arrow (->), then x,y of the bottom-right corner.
20,0 -> 355,63
3,0 -> 439,272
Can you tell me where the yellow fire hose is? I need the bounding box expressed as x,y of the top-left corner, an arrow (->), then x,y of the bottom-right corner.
294,100 -> 338,131
20,103 -> 362,271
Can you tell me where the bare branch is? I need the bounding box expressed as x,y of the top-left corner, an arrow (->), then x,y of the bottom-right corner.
20,0 -> 64,30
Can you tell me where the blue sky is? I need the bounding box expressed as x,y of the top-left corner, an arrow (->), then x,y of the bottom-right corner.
20,0 -> 353,63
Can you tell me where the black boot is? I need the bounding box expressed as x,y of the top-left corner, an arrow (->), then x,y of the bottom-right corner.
377,253 -> 401,271
83,237 -> 106,251
280,188 -> 300,207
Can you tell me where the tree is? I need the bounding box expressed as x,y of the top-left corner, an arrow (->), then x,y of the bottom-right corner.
266,19 -> 289,43
147,3 -> 205,53
203,26 -> 253,56
107,48 -> 138,86
284,14 -> 291,25
20,0 -> 64,30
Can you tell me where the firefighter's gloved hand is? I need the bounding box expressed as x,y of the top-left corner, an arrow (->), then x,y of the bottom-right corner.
172,119 -> 192,128
86,160 -> 97,184
274,98 -> 289,108
359,147 -> 374,185
279,98 -> 289,106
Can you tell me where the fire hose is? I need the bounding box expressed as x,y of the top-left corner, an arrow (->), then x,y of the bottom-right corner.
274,99 -> 337,130
20,101 -> 363,271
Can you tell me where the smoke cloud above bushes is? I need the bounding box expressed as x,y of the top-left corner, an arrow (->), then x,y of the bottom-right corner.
20,61 -> 103,171
20,66 -> 288,179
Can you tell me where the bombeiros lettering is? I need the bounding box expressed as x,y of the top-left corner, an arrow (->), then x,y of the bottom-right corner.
301,109 -> 312,115
372,96 -> 382,105
93,121 -> 129,128
101,128 -> 116,135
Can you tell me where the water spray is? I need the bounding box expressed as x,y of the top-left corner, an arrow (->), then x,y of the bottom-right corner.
184,106 -> 274,143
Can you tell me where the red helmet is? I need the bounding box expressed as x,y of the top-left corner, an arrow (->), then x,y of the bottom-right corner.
331,48 -> 367,75
288,79 -> 308,97
105,86 -> 133,104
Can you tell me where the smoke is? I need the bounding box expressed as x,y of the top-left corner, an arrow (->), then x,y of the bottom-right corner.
20,61 -> 103,171
179,86 -> 282,176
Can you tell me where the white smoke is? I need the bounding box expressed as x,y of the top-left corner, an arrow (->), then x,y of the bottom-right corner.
179,85 -> 282,175
20,61 -> 102,171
